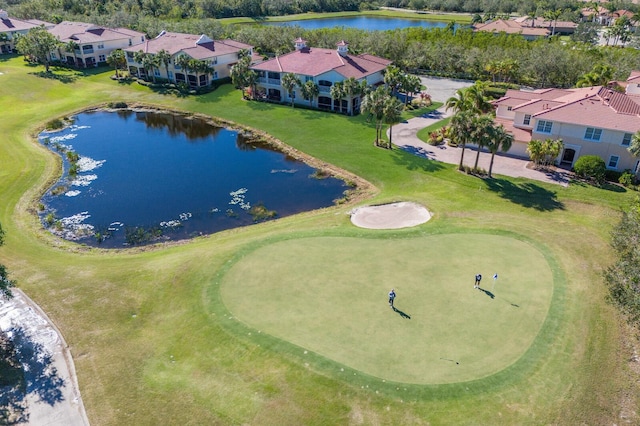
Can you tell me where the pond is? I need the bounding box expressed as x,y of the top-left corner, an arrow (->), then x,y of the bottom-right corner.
38,110 -> 350,248
266,16 -> 452,31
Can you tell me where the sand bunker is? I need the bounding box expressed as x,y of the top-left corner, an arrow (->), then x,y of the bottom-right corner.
350,202 -> 431,229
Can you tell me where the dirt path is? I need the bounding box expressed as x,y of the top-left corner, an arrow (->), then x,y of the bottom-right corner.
0,290 -> 89,425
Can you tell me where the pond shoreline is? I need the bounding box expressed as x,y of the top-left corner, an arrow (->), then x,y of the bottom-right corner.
32,103 -> 377,251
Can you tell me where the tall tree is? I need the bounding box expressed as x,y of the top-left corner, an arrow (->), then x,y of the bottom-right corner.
300,80 -> 319,108
470,114 -> 495,170
281,72 -> 300,107
383,65 -> 403,96
0,223 -> 15,299
330,81 -> 346,113
15,26 -> 59,72
65,40 -> 79,67
400,74 -> 422,106
544,9 -> 563,36
487,124 -> 513,177
383,95 -> 405,149
155,49 -> 172,82
230,55 -> 252,97
449,109 -> 476,170
362,86 -> 391,147
106,49 -> 126,79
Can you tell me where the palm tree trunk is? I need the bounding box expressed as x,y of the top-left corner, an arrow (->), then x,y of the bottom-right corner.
488,152 -> 496,178
458,143 -> 466,170
388,124 -> 393,149
474,148 -> 481,170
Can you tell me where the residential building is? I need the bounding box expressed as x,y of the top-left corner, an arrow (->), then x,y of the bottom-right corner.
472,19 -> 550,40
493,85 -> 640,173
48,21 -> 145,67
0,9 -> 53,54
250,38 -> 392,114
511,16 -> 577,35
124,31 -> 253,88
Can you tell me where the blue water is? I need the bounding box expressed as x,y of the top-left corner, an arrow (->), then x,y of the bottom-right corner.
266,16 -> 450,31
39,111 -> 348,247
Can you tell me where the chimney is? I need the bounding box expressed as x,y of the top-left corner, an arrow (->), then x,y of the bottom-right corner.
337,40 -> 349,56
294,37 -> 307,51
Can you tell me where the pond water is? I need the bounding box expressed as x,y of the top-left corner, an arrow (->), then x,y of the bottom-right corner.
266,16 -> 451,31
38,110 -> 349,248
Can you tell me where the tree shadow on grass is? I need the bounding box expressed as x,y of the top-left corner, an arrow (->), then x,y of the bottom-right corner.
392,146 -> 445,173
29,70 -> 79,84
0,326 -> 65,424
484,178 -> 564,211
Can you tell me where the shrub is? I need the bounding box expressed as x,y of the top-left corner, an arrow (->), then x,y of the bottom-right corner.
573,155 -> 606,184
107,101 -> 128,109
45,118 -> 64,130
605,169 -> 622,183
619,170 -> 636,187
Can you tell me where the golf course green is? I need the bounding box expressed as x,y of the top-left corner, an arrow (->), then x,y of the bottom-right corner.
218,233 -> 554,384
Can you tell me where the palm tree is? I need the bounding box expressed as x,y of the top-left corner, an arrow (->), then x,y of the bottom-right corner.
445,88 -> 471,114
231,55 -> 251,97
281,72 -> 301,107
465,83 -> 493,114
470,114 -> 495,170
156,49 -> 172,82
141,53 -> 159,83
362,86 -> 390,147
342,77 -> 360,115
487,124 -> 513,177
449,109 -> 476,170
383,65 -> 403,96
300,80 -> 319,108
544,9 -> 563,36
400,74 -> 422,106
576,63 -> 614,87
106,49 -> 126,79
173,55 -> 191,86
65,40 -> 79,67
330,81 -> 346,113
383,96 -> 405,149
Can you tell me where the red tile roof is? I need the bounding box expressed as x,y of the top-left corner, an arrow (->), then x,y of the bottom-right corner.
495,117 -> 532,143
125,31 -> 251,60
251,46 -> 391,78
494,85 -> 640,133
0,12 -> 52,32
49,21 -> 144,44
473,19 -> 550,37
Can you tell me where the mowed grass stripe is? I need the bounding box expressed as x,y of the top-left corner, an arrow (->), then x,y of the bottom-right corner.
220,233 -> 553,384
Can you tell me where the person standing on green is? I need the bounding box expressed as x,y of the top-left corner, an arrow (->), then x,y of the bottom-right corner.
474,274 -> 482,289
388,288 -> 396,308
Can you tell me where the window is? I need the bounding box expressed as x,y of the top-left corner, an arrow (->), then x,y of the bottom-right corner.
536,120 -> 552,133
318,80 -> 332,87
98,54 -> 106,62
507,106 -> 512,111
210,57 -> 217,65
50,52 -> 57,59
305,76 -> 313,82
622,133 -> 632,146
213,71 -> 218,79
523,114 -> 531,125
584,127 -> 602,141
128,39 -> 132,46
154,69 -> 160,77
97,43 -> 104,49
608,155 -> 619,169
168,71 -> 173,80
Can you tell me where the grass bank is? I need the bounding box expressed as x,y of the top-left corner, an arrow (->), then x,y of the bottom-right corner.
0,56 -> 637,424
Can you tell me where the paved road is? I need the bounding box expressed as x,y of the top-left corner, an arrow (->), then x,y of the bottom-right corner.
0,290 -> 89,426
391,77 -> 571,186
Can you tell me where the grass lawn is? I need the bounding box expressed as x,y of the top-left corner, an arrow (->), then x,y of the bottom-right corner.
0,55 -> 639,424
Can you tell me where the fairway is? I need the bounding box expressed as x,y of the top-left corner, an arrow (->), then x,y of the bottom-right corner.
219,233 -> 554,384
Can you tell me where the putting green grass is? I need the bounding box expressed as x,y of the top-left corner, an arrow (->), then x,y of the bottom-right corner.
219,232 -> 553,384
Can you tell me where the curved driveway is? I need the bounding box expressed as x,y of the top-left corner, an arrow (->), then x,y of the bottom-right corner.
391,77 -> 571,186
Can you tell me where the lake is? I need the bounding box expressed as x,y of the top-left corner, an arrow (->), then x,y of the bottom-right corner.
266,16 -> 451,31
38,110 -> 349,248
